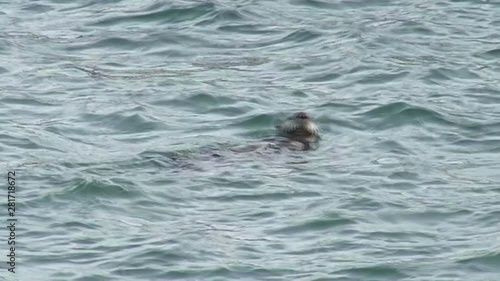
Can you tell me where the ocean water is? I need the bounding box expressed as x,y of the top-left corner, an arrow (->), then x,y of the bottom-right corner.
1,0 -> 500,280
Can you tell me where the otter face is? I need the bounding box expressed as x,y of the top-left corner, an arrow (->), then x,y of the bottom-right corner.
276,112 -> 319,144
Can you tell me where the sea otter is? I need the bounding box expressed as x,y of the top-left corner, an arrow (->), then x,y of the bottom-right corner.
227,112 -> 320,153
166,112 -> 320,169
274,112 -> 320,151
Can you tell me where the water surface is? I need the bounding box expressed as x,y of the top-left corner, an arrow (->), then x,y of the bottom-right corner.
1,0 -> 500,280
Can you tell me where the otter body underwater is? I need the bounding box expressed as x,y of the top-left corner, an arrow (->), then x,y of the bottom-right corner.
166,112 -> 320,169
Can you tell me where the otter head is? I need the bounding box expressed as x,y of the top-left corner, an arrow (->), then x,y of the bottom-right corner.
276,112 -> 319,147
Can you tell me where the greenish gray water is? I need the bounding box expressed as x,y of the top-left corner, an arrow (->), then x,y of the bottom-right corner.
1,0 -> 500,280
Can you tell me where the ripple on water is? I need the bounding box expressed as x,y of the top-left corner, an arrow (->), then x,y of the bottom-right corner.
66,37 -> 149,52
192,56 -> 269,69
301,71 -> 342,83
356,71 -> 410,85
158,93 -> 237,109
478,48 -> 500,60
465,86 -> 500,104
93,2 -> 216,26
229,113 -> 276,129
280,29 -> 323,43
268,215 -> 356,235
0,132 -> 60,152
52,177 -> 140,200
332,265 -> 409,281
20,2 -> 54,13
423,67 -> 482,82
217,24 -> 282,35
373,139 -> 414,155
203,191 -> 321,203
357,101 -> 454,130
289,0 -> 341,9
79,111 -> 169,134
194,8 -> 247,26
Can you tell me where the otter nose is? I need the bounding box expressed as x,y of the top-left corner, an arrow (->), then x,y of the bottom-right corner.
296,112 -> 309,119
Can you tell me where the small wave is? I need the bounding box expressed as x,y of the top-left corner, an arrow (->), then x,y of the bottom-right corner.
356,71 -> 409,85
319,101 -> 359,111
204,191 -> 321,202
478,48 -> 500,60
358,102 -> 453,130
451,138 -> 500,153
158,93 -> 239,113
57,177 -> 139,200
50,220 -> 100,230
389,20 -> 441,36
301,71 -> 342,82
192,56 -> 269,69
229,113 -> 276,129
227,113 -> 278,139
290,0 -> 340,9
161,266 -> 297,280
388,170 -> 420,180
21,3 -> 53,13
80,111 -> 168,133
281,28 -> 323,43
204,105 -> 254,117
66,37 -> 145,51
227,28 -> 322,49
218,24 -> 282,35
69,64 -> 196,81
374,140 -> 415,156
333,265 -> 409,280
194,9 -> 246,26
0,132 -> 62,152
1,95 -> 57,107
423,67 -> 481,83
457,251 -> 500,269
269,215 -> 356,235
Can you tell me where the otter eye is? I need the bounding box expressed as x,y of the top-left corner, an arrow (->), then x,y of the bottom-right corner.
296,112 -> 309,119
